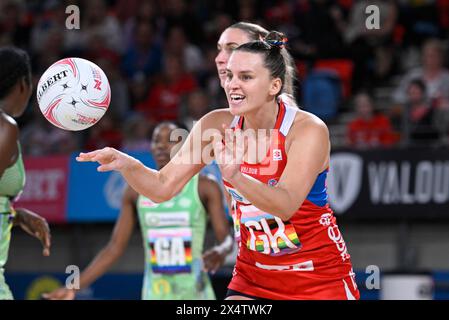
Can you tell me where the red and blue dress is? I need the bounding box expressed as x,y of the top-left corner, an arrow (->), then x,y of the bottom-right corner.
223,100 -> 360,300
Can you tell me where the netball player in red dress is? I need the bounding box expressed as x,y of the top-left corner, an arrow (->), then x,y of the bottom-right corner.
77,31 -> 360,300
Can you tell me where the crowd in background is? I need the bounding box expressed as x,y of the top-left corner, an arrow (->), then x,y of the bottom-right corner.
1,0 -> 449,155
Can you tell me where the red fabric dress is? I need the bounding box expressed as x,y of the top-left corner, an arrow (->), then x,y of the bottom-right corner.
224,101 -> 360,300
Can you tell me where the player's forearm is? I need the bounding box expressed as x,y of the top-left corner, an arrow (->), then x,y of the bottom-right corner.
120,160 -> 172,203
230,173 -> 300,220
11,207 -> 33,226
78,244 -> 124,290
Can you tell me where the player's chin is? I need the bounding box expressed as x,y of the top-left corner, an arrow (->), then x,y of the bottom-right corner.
228,104 -> 247,116
219,75 -> 226,88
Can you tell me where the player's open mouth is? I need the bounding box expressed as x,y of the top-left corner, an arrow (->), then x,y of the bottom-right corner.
230,94 -> 245,104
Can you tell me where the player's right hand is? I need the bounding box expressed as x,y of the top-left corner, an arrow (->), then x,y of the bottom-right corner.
202,248 -> 226,274
41,287 -> 76,300
76,147 -> 140,172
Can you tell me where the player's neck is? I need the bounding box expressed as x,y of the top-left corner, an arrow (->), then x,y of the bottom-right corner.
0,99 -> 14,117
243,100 -> 278,132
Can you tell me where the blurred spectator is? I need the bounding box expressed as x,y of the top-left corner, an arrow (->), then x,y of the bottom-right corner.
47,127 -> 81,155
437,0 -> 449,35
122,0 -> 163,49
237,0 -> 259,23
401,79 -> 440,146
264,0 -> 293,25
393,39 -> 449,109
129,72 -> 150,112
197,46 -> 227,107
32,27 -> 65,76
139,54 -> 197,123
20,109 -> 52,156
347,92 -> 397,148
345,0 -> 398,89
64,0 -> 124,54
180,90 -> 210,131
393,38 -> 449,142
122,21 -> 163,80
203,12 -> 232,44
291,0 -> 346,60
164,26 -> 203,73
29,2 -> 67,54
94,54 -> 130,118
0,0 -> 31,48
264,0 -> 298,39
201,0 -> 238,22
84,113 -> 123,151
161,0 -> 203,44
114,0 -> 141,24
121,113 -> 152,152
398,0 -> 441,47
21,103 -> 80,155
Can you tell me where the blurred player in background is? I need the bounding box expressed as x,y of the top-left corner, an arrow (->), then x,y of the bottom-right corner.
0,47 -> 51,300
44,121 -> 232,300
216,22 -> 297,104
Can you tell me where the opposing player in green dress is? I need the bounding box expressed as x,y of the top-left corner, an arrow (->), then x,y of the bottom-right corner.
44,122 -> 232,300
0,47 -> 51,300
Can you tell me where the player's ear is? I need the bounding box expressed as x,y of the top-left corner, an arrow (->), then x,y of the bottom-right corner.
20,76 -> 31,93
269,77 -> 282,96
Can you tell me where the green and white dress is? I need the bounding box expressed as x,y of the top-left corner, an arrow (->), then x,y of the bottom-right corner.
0,144 -> 26,300
137,174 -> 215,300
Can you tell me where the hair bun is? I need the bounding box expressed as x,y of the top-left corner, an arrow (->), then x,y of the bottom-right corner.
263,31 -> 288,49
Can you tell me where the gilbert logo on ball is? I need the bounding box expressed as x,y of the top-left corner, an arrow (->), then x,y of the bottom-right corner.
37,57 -> 111,131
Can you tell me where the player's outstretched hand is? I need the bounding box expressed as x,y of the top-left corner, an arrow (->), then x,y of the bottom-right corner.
76,147 -> 139,173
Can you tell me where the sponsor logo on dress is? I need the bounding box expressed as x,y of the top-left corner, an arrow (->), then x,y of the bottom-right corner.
319,213 -> 332,226
273,149 -> 282,161
319,213 -> 350,262
145,211 -> 190,227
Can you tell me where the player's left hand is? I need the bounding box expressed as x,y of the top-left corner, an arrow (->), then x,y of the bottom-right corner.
14,208 -> 51,256
213,124 -> 245,183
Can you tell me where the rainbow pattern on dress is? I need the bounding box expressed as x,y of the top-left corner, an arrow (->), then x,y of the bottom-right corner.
240,206 -> 302,256
148,228 -> 192,274
232,211 -> 241,242
246,221 -> 302,256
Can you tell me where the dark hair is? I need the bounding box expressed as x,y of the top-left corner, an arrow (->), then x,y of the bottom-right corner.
153,120 -> 189,145
408,78 -> 426,94
154,120 -> 188,133
0,47 -> 32,100
234,31 -> 297,99
228,25 -> 296,99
